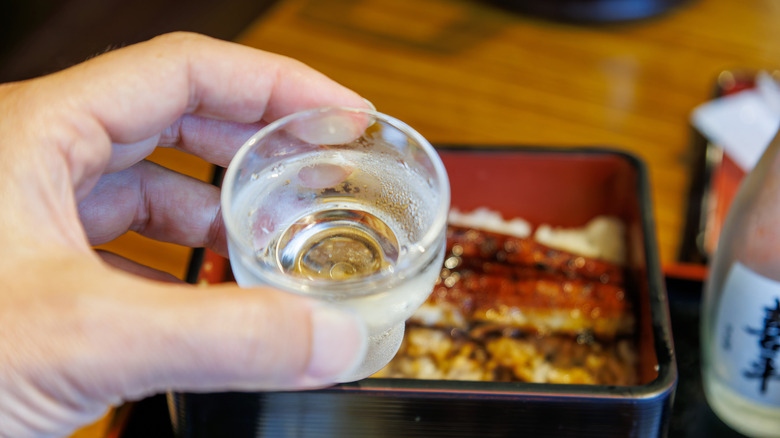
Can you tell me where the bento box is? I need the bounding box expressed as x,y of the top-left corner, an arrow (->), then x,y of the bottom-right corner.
169,146 -> 677,438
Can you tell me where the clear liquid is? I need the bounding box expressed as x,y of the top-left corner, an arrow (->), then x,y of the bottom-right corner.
276,209 -> 399,281
261,206 -> 442,381
227,149 -> 445,380
251,202 -> 440,332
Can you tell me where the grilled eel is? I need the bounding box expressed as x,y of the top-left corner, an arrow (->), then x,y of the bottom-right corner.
412,225 -> 634,339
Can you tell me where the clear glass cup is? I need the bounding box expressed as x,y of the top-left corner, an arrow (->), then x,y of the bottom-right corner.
221,107 -> 450,382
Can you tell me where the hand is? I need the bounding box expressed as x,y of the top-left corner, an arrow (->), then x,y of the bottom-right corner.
0,32 -> 369,437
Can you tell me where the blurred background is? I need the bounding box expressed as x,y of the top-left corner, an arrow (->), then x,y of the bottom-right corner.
0,0 -> 276,82
2,0 -> 779,436
1,0 -> 699,83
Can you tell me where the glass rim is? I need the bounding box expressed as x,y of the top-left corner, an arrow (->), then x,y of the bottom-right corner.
221,106 -> 451,296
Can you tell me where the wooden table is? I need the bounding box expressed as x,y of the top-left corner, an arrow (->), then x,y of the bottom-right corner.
80,0 -> 780,435
234,0 -> 780,267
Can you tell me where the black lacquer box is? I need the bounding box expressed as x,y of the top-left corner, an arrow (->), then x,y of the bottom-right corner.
169,146 -> 677,438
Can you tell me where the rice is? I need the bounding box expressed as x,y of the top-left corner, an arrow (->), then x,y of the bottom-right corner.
534,216 -> 626,264
449,208 -> 625,264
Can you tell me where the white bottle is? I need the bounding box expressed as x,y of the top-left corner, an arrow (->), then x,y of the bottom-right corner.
701,129 -> 780,437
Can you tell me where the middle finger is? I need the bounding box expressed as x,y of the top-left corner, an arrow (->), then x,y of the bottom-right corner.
107,115 -> 264,174
78,160 -> 227,255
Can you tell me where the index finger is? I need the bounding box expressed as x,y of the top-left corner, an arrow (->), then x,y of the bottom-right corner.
77,32 -> 367,141
36,32 -> 369,187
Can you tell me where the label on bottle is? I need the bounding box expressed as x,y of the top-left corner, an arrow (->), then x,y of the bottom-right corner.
713,262 -> 780,405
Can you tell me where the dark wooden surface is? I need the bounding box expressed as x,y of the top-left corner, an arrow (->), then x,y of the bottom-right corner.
0,0 -> 279,82
234,0 -> 780,268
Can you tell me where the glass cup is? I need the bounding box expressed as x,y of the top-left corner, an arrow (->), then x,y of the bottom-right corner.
221,107 -> 450,381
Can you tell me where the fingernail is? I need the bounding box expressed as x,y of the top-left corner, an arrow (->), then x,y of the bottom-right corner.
297,163 -> 353,189
362,98 -> 376,112
306,303 -> 367,382
288,113 -> 364,145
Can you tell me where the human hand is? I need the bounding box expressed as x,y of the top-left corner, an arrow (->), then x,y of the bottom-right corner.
0,32 -> 369,437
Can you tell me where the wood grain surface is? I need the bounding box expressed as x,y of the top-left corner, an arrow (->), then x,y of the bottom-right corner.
231,0 -> 780,267
79,0 -> 779,435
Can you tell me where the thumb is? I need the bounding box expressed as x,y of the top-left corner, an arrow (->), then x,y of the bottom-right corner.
107,280 -> 369,397
0,256 -> 367,437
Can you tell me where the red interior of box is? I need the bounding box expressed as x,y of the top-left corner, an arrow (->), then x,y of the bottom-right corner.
198,148 -> 661,387
440,150 -> 637,228
439,148 -> 658,385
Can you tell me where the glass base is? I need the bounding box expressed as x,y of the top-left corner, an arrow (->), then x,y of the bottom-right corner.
336,322 -> 404,383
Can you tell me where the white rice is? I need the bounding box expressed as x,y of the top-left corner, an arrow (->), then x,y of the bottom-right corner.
448,208 -> 625,264
448,207 -> 532,238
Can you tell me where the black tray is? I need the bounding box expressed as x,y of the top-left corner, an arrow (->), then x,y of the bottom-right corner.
110,276 -> 744,438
